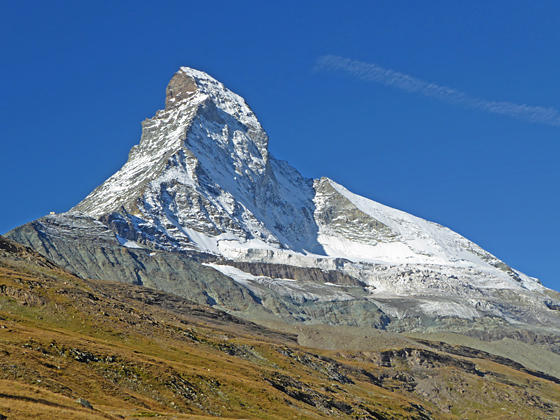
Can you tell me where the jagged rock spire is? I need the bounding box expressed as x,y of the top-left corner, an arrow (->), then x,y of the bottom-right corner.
165,71 -> 197,109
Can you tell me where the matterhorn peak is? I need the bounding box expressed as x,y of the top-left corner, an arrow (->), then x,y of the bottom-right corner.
165,67 -> 265,134
71,67 -> 272,219
9,66 -> 558,342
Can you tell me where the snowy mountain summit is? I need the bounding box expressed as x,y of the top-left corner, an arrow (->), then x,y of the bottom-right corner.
73,67 -> 321,255
10,67 -> 560,333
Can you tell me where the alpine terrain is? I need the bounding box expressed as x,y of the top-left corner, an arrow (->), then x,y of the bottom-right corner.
3,235 -> 560,418
6,68 -> 560,361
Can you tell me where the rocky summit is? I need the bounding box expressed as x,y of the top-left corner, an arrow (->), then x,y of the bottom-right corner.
7,67 -> 560,344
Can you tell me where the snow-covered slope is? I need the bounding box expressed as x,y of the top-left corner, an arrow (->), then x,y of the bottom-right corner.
42,67 -> 559,330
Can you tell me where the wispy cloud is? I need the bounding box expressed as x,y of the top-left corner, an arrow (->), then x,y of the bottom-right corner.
315,55 -> 560,127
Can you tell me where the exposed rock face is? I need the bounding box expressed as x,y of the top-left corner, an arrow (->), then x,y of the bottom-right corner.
6,67 -> 560,339
166,71 -> 197,108
6,214 -> 263,312
313,177 -> 396,244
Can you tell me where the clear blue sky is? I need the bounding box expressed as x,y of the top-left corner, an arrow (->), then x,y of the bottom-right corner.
1,1 -> 559,290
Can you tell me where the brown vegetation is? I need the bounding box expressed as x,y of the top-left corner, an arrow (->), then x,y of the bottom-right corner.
0,236 -> 559,419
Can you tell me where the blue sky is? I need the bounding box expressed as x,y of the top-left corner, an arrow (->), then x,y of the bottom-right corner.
1,1 -> 559,290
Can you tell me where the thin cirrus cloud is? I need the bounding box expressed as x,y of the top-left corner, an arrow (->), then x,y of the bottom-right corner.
315,55 -> 560,127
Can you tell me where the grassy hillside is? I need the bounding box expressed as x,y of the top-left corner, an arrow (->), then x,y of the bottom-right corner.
0,236 -> 559,419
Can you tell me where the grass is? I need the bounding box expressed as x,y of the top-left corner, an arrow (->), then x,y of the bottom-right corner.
0,238 -> 559,419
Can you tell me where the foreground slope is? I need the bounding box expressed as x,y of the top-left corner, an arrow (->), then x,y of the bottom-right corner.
7,67 -> 560,338
1,235 -> 560,419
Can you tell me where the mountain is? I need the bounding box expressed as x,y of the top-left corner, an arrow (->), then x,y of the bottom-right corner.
1,234 -> 560,419
7,67 -> 560,343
